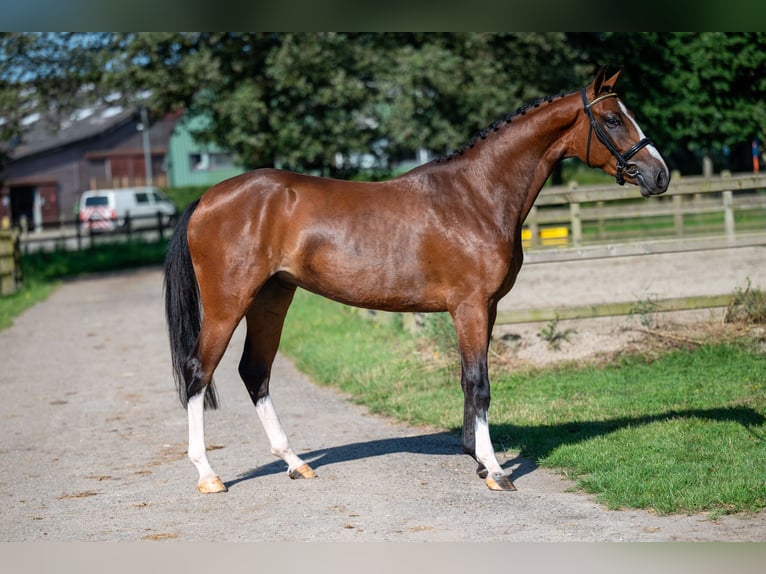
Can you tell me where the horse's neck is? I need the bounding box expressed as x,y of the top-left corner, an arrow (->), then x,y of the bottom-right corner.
470,93 -> 579,225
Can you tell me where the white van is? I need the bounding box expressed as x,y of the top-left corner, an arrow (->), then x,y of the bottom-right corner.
79,187 -> 177,232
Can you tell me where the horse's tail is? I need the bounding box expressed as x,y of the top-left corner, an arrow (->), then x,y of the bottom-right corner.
163,199 -> 219,410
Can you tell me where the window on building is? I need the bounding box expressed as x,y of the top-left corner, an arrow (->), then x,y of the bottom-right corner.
210,152 -> 235,169
189,151 -> 236,171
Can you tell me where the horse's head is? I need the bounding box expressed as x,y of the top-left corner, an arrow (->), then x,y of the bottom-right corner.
575,68 -> 670,198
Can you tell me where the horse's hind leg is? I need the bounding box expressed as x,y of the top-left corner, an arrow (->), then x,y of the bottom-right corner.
239,277 -> 317,479
188,394 -> 226,493
186,315 -> 242,494
186,268 -> 261,493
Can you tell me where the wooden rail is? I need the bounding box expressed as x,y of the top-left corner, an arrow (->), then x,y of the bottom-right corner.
14,211 -> 174,255
523,172 -> 766,250
495,294 -> 731,325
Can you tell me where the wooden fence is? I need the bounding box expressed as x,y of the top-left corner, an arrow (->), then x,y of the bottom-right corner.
498,172 -> 766,324
494,294 -> 734,326
13,211 -> 175,256
0,229 -> 22,296
523,172 -> 766,254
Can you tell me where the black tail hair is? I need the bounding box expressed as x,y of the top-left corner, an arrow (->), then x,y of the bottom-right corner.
163,199 -> 219,410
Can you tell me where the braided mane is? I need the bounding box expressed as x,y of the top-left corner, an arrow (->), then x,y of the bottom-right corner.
436,91 -> 570,163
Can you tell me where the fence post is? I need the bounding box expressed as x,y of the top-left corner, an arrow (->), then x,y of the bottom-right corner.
0,229 -> 21,295
673,194 -> 684,236
19,217 -> 29,256
75,217 -> 83,251
528,205 -> 539,248
125,212 -> 132,240
570,201 -> 582,246
13,229 -> 22,288
156,211 -> 164,241
720,171 -> 735,242
597,200 -> 605,240
723,190 -> 735,241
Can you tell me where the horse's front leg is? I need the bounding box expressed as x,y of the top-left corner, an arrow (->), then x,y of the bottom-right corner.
453,301 -> 516,492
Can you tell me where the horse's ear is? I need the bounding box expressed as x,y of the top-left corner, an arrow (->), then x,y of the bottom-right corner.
600,69 -> 623,94
592,66 -> 607,95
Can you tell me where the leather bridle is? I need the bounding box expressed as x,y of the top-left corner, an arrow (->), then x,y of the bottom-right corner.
581,88 -> 653,186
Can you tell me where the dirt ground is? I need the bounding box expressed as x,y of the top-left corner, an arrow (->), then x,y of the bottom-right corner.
495,244 -> 766,367
1,246 -> 765,542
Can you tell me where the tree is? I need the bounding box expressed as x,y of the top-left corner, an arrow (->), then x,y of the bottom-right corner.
659,32 -> 766,172
0,32 -> 113,167
100,33 -> 385,175
0,33 -> 591,177
376,33 -> 579,162
7,33 -> 762,177
99,33 -> 580,176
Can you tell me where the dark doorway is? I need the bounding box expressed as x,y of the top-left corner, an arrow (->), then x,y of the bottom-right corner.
9,186 -> 36,230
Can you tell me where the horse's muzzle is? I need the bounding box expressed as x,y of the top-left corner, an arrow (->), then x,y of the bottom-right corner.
634,163 -> 670,197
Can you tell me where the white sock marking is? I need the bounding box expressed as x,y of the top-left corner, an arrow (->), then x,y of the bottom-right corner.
255,395 -> 306,471
187,391 -> 218,483
474,414 -> 503,476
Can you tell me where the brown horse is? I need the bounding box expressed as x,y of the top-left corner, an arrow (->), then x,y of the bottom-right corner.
164,69 -> 669,494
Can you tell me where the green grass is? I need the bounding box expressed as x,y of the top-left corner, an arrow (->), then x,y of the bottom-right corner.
280,290 -> 766,516
21,240 -> 168,281
0,276 -> 58,330
280,301 -> 451,422
489,345 -> 766,515
163,185 -> 209,211
579,210 -> 766,242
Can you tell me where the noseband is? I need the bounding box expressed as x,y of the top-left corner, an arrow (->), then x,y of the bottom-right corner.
581,88 -> 653,186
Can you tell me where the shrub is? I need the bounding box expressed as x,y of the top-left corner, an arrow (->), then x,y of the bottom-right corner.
724,278 -> 766,324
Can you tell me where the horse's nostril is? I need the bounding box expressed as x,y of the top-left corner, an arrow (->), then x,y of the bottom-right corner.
656,169 -> 668,189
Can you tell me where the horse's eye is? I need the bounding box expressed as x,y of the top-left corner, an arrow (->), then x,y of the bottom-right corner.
605,114 -> 621,128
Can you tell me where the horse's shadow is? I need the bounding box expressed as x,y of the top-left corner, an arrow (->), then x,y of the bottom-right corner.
225,431 -> 479,489
225,405 -> 764,490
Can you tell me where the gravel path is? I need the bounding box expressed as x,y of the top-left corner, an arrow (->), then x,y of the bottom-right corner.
505,245 -> 766,311
1,259 -> 765,541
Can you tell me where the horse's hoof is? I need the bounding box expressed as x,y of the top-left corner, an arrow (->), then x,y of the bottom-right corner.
288,463 -> 317,479
484,472 -> 516,491
197,476 -> 228,494
476,464 -> 489,479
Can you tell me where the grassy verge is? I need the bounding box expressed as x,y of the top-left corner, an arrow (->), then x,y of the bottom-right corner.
0,277 -> 58,331
0,240 -> 168,330
490,345 -> 766,515
280,289 -> 766,517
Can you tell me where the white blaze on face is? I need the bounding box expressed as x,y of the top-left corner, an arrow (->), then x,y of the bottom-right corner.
618,100 -> 667,168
